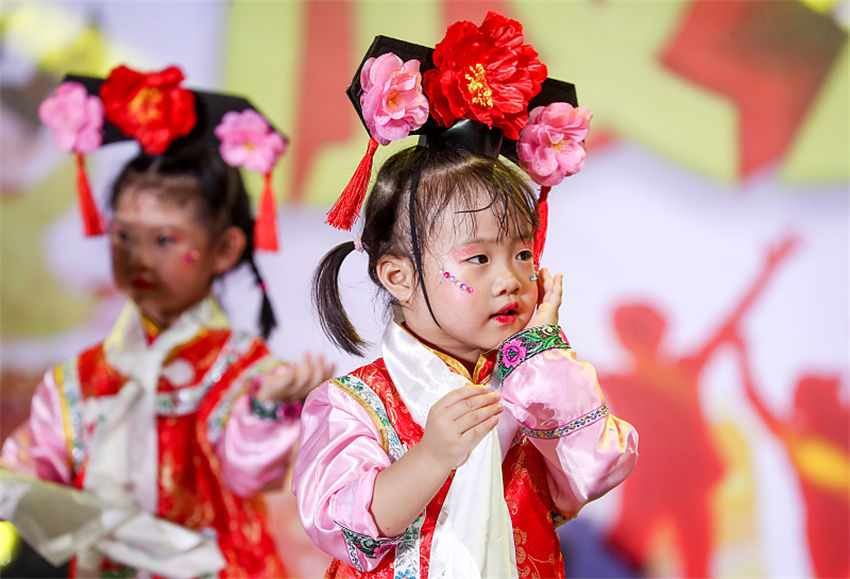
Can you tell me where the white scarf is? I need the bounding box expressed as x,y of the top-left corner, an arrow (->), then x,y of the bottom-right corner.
382,321 -> 518,579
78,296 -> 228,577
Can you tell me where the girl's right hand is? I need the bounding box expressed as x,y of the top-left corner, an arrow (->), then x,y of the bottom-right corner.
526,267 -> 563,329
418,385 -> 503,471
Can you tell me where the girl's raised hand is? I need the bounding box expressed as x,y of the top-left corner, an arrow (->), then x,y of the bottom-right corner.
418,385 -> 503,472
253,351 -> 336,403
527,267 -> 563,329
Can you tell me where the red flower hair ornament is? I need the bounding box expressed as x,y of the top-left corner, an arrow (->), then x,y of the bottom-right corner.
100,65 -> 196,155
423,11 -> 547,140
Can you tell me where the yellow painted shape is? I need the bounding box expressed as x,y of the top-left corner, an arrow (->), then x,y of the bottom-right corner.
781,43 -> 850,183
224,0 -> 305,206
1,160 -> 97,337
790,435 -> 850,494
515,0 -> 738,182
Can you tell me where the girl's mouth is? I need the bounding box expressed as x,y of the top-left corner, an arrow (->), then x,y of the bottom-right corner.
132,278 -> 153,290
491,302 -> 520,323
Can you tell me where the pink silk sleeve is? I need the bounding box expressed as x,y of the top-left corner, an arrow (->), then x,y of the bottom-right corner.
216,393 -> 301,497
292,381 -> 396,572
0,369 -> 73,484
498,325 -> 638,519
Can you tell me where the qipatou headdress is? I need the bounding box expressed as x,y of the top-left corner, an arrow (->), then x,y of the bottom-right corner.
326,11 -> 592,268
39,64 -> 288,251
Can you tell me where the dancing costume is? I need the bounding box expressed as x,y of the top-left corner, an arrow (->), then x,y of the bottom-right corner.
2,297 -> 292,577
294,322 -> 638,578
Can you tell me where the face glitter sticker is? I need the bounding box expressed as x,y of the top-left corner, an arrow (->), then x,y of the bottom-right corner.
182,249 -> 200,264
439,267 -> 474,294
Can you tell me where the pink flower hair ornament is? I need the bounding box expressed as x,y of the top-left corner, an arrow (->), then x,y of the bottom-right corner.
39,81 -> 106,236
518,102 -> 592,187
360,52 -> 429,146
39,81 -> 104,154
327,51 -> 429,231
517,102 -> 593,270
215,109 -> 288,251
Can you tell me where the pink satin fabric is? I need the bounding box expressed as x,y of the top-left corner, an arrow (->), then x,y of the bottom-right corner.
293,383 -> 391,571
292,340 -> 638,571
500,347 -> 639,518
1,367 -> 299,498
1,371 -> 71,483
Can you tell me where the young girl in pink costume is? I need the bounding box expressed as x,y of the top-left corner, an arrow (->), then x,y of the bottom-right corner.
293,13 -> 638,579
1,66 -> 333,578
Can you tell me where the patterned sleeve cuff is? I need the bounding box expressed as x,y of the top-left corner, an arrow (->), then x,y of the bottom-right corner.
520,404 -> 609,439
496,324 -> 570,383
249,396 -> 303,421
338,523 -> 401,571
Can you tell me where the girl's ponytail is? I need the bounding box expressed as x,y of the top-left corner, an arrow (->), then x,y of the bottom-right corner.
313,241 -> 364,356
246,251 -> 277,340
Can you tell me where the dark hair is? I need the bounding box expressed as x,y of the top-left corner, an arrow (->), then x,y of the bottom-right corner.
313,144 -> 537,355
110,146 -> 277,338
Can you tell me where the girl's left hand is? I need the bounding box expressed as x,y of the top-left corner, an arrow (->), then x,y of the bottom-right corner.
253,352 -> 336,403
526,267 -> 563,329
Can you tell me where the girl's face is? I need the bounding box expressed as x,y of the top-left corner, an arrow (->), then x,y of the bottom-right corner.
110,185 -> 225,329
402,190 -> 539,365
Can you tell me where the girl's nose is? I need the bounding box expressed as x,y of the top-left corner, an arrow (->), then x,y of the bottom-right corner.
492,266 -> 522,296
127,243 -> 155,268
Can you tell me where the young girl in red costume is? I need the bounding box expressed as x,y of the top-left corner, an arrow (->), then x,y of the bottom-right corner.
0,65 -> 333,578
293,12 -> 638,579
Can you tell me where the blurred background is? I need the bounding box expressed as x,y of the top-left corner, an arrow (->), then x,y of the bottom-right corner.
1,1 -> 847,577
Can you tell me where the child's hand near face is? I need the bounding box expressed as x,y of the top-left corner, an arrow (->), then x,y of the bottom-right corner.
419,385 -> 503,471
526,267 -> 563,329
254,352 -> 336,403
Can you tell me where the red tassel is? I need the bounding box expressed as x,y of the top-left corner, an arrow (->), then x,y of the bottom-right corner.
326,137 -> 379,230
75,153 -> 105,236
533,186 -> 551,270
254,171 -> 279,251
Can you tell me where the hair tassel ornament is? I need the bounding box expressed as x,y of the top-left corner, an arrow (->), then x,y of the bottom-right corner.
253,171 -> 279,251
326,137 -> 379,230
75,153 -> 106,236
214,108 -> 288,252
39,81 -> 107,237
327,51 -> 430,231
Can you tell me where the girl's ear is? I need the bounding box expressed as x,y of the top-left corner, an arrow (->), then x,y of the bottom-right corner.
376,255 -> 416,303
212,226 -> 247,275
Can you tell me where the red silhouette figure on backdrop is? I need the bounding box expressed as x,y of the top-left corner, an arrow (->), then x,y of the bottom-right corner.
602,237 -> 797,577
734,338 -> 849,579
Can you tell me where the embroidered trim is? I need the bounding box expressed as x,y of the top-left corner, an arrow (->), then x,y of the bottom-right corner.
158,332 -> 255,418
56,359 -> 86,470
332,374 -> 421,577
249,396 -> 303,421
332,375 -> 406,462
203,333 -> 265,444
521,404 -> 609,439
496,324 -> 570,383
339,523 -> 400,570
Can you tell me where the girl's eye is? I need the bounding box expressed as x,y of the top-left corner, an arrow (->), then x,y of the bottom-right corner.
157,234 -> 176,246
467,254 -> 489,265
517,249 -> 533,261
113,230 -> 130,243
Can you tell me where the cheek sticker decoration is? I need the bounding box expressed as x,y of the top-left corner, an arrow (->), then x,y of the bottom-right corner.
439,268 -> 474,294
182,249 -> 200,264
530,273 -> 538,281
